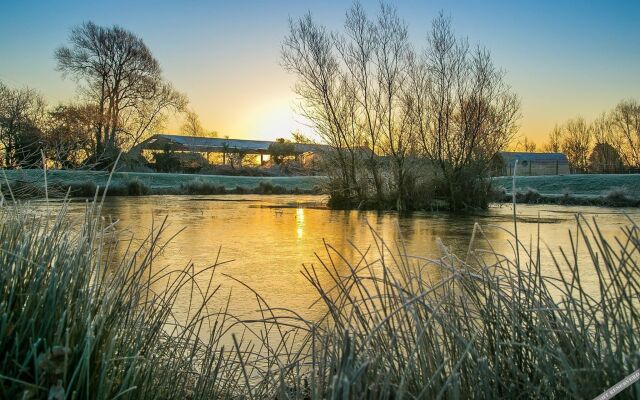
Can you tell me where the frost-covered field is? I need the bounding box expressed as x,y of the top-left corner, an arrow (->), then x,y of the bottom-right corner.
493,174 -> 640,198
1,169 -> 326,192
3,169 -> 638,200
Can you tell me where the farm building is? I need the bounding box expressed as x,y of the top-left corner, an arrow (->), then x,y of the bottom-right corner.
491,152 -> 570,176
129,134 -> 329,168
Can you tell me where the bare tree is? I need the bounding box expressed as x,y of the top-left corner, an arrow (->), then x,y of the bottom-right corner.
56,22 -> 184,167
0,82 -> 47,168
283,5 -> 518,211
283,3 -> 427,209
411,13 -> 520,210
334,3 -> 385,203
282,12 -> 363,205
374,4 -> 414,210
120,82 -> 187,148
513,136 -> 537,152
588,112 -> 627,171
610,99 -> 640,167
543,124 -> 563,153
561,117 -> 592,172
181,108 -> 205,136
589,142 -> 624,173
44,103 -> 97,168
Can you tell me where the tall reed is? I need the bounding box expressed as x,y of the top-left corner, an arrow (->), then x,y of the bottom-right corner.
0,196 -> 282,399
285,215 -> 640,398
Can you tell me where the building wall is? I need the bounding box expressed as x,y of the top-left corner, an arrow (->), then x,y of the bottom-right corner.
502,162 -> 570,176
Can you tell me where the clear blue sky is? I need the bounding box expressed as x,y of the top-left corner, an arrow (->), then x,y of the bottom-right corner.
1,0 -> 638,143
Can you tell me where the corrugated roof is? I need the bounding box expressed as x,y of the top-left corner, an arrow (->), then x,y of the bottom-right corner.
497,152 -> 569,165
157,134 -> 274,151
139,134 -> 331,154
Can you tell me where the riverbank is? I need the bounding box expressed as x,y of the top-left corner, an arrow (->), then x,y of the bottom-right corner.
2,169 -> 638,208
492,173 -> 640,197
492,174 -> 640,207
0,168 -> 325,197
496,188 -> 640,207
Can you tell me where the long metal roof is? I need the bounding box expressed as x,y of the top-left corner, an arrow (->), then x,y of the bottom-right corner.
137,134 -> 329,154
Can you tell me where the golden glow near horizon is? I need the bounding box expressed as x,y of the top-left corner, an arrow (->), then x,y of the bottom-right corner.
1,1 -> 638,147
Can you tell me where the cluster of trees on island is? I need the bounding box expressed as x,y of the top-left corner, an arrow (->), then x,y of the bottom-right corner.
282,3 -> 640,211
283,4 -> 520,211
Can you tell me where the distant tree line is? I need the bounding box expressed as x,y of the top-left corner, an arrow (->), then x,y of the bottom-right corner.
533,100 -> 639,173
282,3 -> 520,211
0,22 -> 194,170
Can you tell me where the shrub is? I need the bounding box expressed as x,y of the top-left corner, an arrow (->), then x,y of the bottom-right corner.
125,178 -> 150,196
256,181 -> 287,194
180,179 -> 227,195
268,139 -> 296,165
559,188 -> 578,205
516,187 -> 542,203
199,164 -> 275,177
487,184 -> 507,202
152,147 -> 181,172
605,186 -> 628,204
232,186 -> 248,194
72,180 -> 98,197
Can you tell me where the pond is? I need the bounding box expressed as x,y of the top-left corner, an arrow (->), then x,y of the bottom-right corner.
58,195 -> 640,329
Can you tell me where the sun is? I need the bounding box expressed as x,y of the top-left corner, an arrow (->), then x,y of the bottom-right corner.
242,96 -> 313,141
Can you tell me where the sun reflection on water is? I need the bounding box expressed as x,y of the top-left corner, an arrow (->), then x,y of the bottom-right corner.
296,207 -> 304,239
83,195 -> 638,331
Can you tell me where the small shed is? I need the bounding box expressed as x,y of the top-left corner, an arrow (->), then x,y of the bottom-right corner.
491,152 -> 570,176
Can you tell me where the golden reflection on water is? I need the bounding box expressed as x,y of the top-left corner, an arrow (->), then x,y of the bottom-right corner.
62,195 -> 640,328
296,207 -> 304,240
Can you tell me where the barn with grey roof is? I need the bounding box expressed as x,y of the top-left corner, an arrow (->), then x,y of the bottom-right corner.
491,152 -> 570,176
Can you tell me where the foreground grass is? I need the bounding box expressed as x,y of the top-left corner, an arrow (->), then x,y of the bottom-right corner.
0,200 -> 257,399
1,193 -> 639,398
299,218 -> 640,398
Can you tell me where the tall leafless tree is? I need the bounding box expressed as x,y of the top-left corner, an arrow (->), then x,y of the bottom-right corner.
334,3 -> 384,202
55,22 -> 185,166
282,12 -> 364,205
0,82 -> 47,167
561,117 -> 592,172
181,108 -> 205,136
409,13 -> 520,210
283,4 -> 519,211
543,124 -> 563,153
610,99 -> 640,168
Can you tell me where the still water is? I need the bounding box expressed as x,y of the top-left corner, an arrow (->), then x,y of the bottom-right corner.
65,195 -> 639,324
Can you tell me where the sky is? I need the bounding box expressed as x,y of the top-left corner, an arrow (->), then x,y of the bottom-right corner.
1,0 -> 638,144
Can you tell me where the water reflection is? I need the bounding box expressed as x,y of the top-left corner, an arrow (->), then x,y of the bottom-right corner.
296,207 -> 304,240
61,195 -> 639,325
